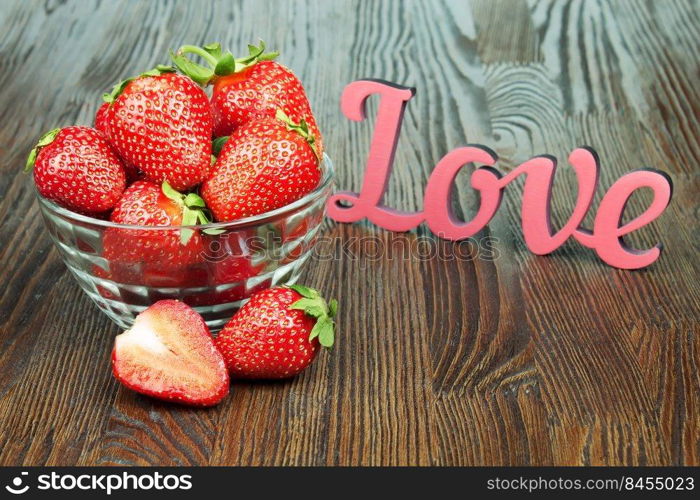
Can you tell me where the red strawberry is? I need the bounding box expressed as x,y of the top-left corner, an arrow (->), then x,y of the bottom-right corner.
280,216 -> 323,264
112,300 -> 229,406
121,163 -> 144,184
103,65 -> 213,191
93,265 -> 120,300
94,102 -> 141,183
171,41 -> 323,154
186,231 -> 267,306
201,111 -> 321,221
215,285 -> 337,379
104,180 -> 210,287
26,126 -> 126,214
94,102 -> 110,135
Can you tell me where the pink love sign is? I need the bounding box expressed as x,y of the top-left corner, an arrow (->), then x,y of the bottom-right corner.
327,80 -> 673,270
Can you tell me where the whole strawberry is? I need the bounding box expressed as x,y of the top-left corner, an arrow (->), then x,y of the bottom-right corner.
94,102 -> 110,136
26,126 -> 126,214
201,110 -> 321,221
112,300 -> 229,407
186,232 -> 268,306
172,41 -> 323,154
215,285 -> 337,379
104,180 -> 210,287
94,102 -> 142,183
103,65 -> 213,191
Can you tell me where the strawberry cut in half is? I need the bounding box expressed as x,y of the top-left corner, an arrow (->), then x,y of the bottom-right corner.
112,300 -> 229,406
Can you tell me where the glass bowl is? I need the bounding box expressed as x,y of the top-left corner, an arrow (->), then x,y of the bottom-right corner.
36,154 -> 334,332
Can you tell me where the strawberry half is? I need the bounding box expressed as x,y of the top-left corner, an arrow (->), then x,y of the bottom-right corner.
26,126 -> 126,215
215,285 -> 337,379
171,41 -> 323,154
112,300 -> 229,406
103,65 -> 213,191
202,110 -> 321,221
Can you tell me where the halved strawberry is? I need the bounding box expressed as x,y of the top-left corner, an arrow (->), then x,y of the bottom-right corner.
112,300 -> 229,406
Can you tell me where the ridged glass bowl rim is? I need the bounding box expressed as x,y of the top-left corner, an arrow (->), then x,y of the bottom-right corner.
36,153 -> 334,231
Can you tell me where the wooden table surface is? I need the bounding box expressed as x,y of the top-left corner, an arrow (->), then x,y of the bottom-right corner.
0,0 -> 698,466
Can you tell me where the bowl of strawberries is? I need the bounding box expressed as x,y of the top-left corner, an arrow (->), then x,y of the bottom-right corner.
29,41 -> 333,332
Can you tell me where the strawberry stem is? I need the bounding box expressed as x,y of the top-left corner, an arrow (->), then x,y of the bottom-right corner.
171,40 -> 279,86
289,284 -> 337,348
178,45 -> 219,67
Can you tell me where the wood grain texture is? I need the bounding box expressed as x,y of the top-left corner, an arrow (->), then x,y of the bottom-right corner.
0,0 -> 698,466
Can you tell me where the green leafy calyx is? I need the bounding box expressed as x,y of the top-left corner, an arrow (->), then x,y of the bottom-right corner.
275,109 -> 319,160
212,136 -> 229,157
289,284 -> 337,348
103,65 -> 176,104
25,128 -> 61,172
171,40 -> 279,86
161,181 -> 214,244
